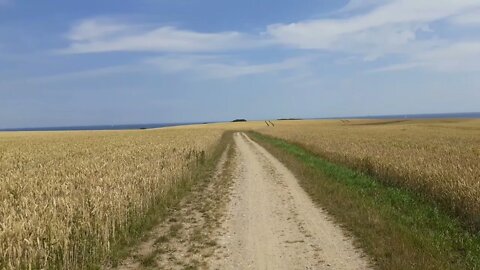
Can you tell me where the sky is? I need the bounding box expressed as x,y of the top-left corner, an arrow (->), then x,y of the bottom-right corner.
1,0 -> 479,128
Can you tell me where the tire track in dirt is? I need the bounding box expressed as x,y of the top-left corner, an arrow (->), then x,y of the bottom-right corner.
209,133 -> 371,270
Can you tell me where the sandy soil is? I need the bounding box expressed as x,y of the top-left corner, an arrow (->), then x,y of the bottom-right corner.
112,145 -> 234,270
209,133 -> 371,270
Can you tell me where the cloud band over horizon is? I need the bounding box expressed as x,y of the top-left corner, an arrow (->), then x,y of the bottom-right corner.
59,0 -> 480,73
0,0 -> 479,128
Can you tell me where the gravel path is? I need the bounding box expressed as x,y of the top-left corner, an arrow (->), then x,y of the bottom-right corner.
209,133 -> 370,270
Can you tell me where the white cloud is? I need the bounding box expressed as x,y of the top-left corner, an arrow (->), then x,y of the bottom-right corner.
368,62 -> 423,73
267,0 -> 480,58
372,42 -> 480,72
450,10 -> 480,25
61,18 -> 267,54
145,55 -> 313,79
0,55 -> 313,88
57,1 -> 480,74
0,65 -> 136,87
67,18 -> 137,42
415,42 -> 480,71
336,0 -> 391,14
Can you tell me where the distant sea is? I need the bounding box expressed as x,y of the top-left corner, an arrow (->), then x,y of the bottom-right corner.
1,112 -> 479,132
0,122 -> 206,132
320,112 -> 480,120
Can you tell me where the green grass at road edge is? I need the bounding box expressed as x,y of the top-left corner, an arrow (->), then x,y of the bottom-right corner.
250,131 -> 480,270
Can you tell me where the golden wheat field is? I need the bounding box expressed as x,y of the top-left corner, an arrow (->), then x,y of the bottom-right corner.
1,119 -> 479,269
0,128 -> 223,269
256,119 -> 480,228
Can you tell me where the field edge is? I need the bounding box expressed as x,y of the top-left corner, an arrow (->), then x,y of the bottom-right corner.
103,131 -> 234,269
249,131 -> 480,270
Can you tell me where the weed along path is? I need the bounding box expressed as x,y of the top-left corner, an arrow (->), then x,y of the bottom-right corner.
111,142 -> 236,270
209,133 -> 370,270
111,132 -> 370,269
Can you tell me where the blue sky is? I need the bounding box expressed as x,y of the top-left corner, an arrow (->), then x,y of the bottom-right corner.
1,0 -> 479,128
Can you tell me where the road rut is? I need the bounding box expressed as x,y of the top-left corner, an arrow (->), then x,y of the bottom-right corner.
210,133 -> 370,270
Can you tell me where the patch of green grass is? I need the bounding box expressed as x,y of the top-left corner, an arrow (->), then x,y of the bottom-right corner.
250,132 -> 480,270
105,132 -> 234,268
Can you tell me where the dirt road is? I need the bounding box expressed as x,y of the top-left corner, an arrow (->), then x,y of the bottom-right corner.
210,133 -> 370,270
